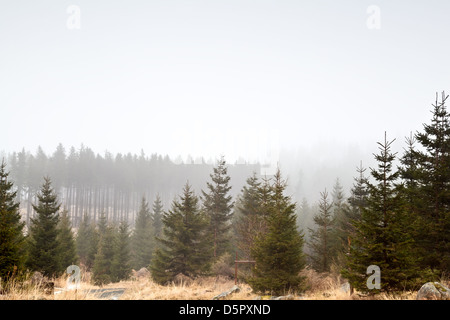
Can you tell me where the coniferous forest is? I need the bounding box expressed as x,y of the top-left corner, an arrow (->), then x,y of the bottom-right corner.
0,92 -> 448,297
1,2 -> 450,305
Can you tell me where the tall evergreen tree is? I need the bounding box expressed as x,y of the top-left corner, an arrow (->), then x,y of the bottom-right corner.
151,194 -> 164,240
337,162 -> 369,264
202,156 -> 234,258
413,92 -> 450,274
331,178 -> 345,214
248,169 -> 306,295
112,220 -> 132,282
0,160 -> 26,283
308,189 -> 335,273
398,134 -> 421,203
96,211 -> 108,238
329,178 -> 349,265
26,177 -> 63,277
92,220 -> 117,285
131,197 -> 154,270
76,212 -> 98,270
57,208 -> 78,269
233,172 -> 265,259
150,183 -> 212,285
347,162 -> 370,215
342,133 -> 419,293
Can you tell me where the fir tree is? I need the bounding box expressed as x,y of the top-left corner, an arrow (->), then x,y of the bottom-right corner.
92,217 -> 117,285
76,212 -> 98,270
329,178 -> 348,265
308,189 -> 335,273
152,194 -> 164,239
112,220 -> 132,282
97,211 -> 108,237
331,178 -> 345,215
150,182 -> 212,285
26,177 -> 63,277
233,172 -> 265,259
398,133 -> 421,203
0,160 -> 26,283
347,161 -> 370,215
338,162 -> 369,262
413,92 -> 450,274
202,156 -> 234,258
131,197 -> 154,270
57,208 -> 78,269
248,169 -> 306,295
342,133 -> 419,293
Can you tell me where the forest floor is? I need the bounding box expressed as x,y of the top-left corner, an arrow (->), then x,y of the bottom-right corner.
0,267 -> 427,300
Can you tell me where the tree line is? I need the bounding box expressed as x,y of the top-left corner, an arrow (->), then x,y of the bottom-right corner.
0,91 -> 448,295
3,146 -> 259,228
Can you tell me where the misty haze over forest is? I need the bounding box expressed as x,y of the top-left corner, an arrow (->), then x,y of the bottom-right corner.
2,1 -> 449,207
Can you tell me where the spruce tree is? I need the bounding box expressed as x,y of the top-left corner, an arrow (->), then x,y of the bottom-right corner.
202,156 -> 234,258
0,160 -> 26,283
152,194 -> 164,239
331,178 -> 345,214
76,212 -> 98,270
398,134 -> 421,205
26,177 -> 63,277
413,92 -> 450,274
248,169 -> 306,295
150,182 -> 212,285
57,208 -> 78,269
112,220 -> 132,282
92,220 -> 117,285
347,161 -> 370,216
131,197 -> 154,270
338,162 -> 369,262
342,133 -> 419,293
233,172 -> 264,259
329,178 -> 348,265
308,189 -> 335,273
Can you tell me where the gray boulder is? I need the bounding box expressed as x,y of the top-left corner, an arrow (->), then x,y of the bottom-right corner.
416,282 -> 450,300
340,282 -> 351,294
271,294 -> 295,300
135,267 -> 150,278
213,285 -> 240,300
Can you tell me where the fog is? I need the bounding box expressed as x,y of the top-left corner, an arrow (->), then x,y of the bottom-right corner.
1,0 -> 449,205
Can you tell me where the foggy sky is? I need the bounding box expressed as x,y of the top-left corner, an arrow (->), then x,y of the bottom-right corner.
1,1 -> 449,180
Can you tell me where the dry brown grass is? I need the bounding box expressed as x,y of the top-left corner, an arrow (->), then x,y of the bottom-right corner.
0,268 -> 427,300
119,276 -> 255,300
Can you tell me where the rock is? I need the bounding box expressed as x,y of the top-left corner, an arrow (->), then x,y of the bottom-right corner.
213,285 -> 240,300
271,294 -> 295,300
255,294 -> 295,300
340,282 -> 351,294
416,282 -> 450,300
135,267 -> 150,278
